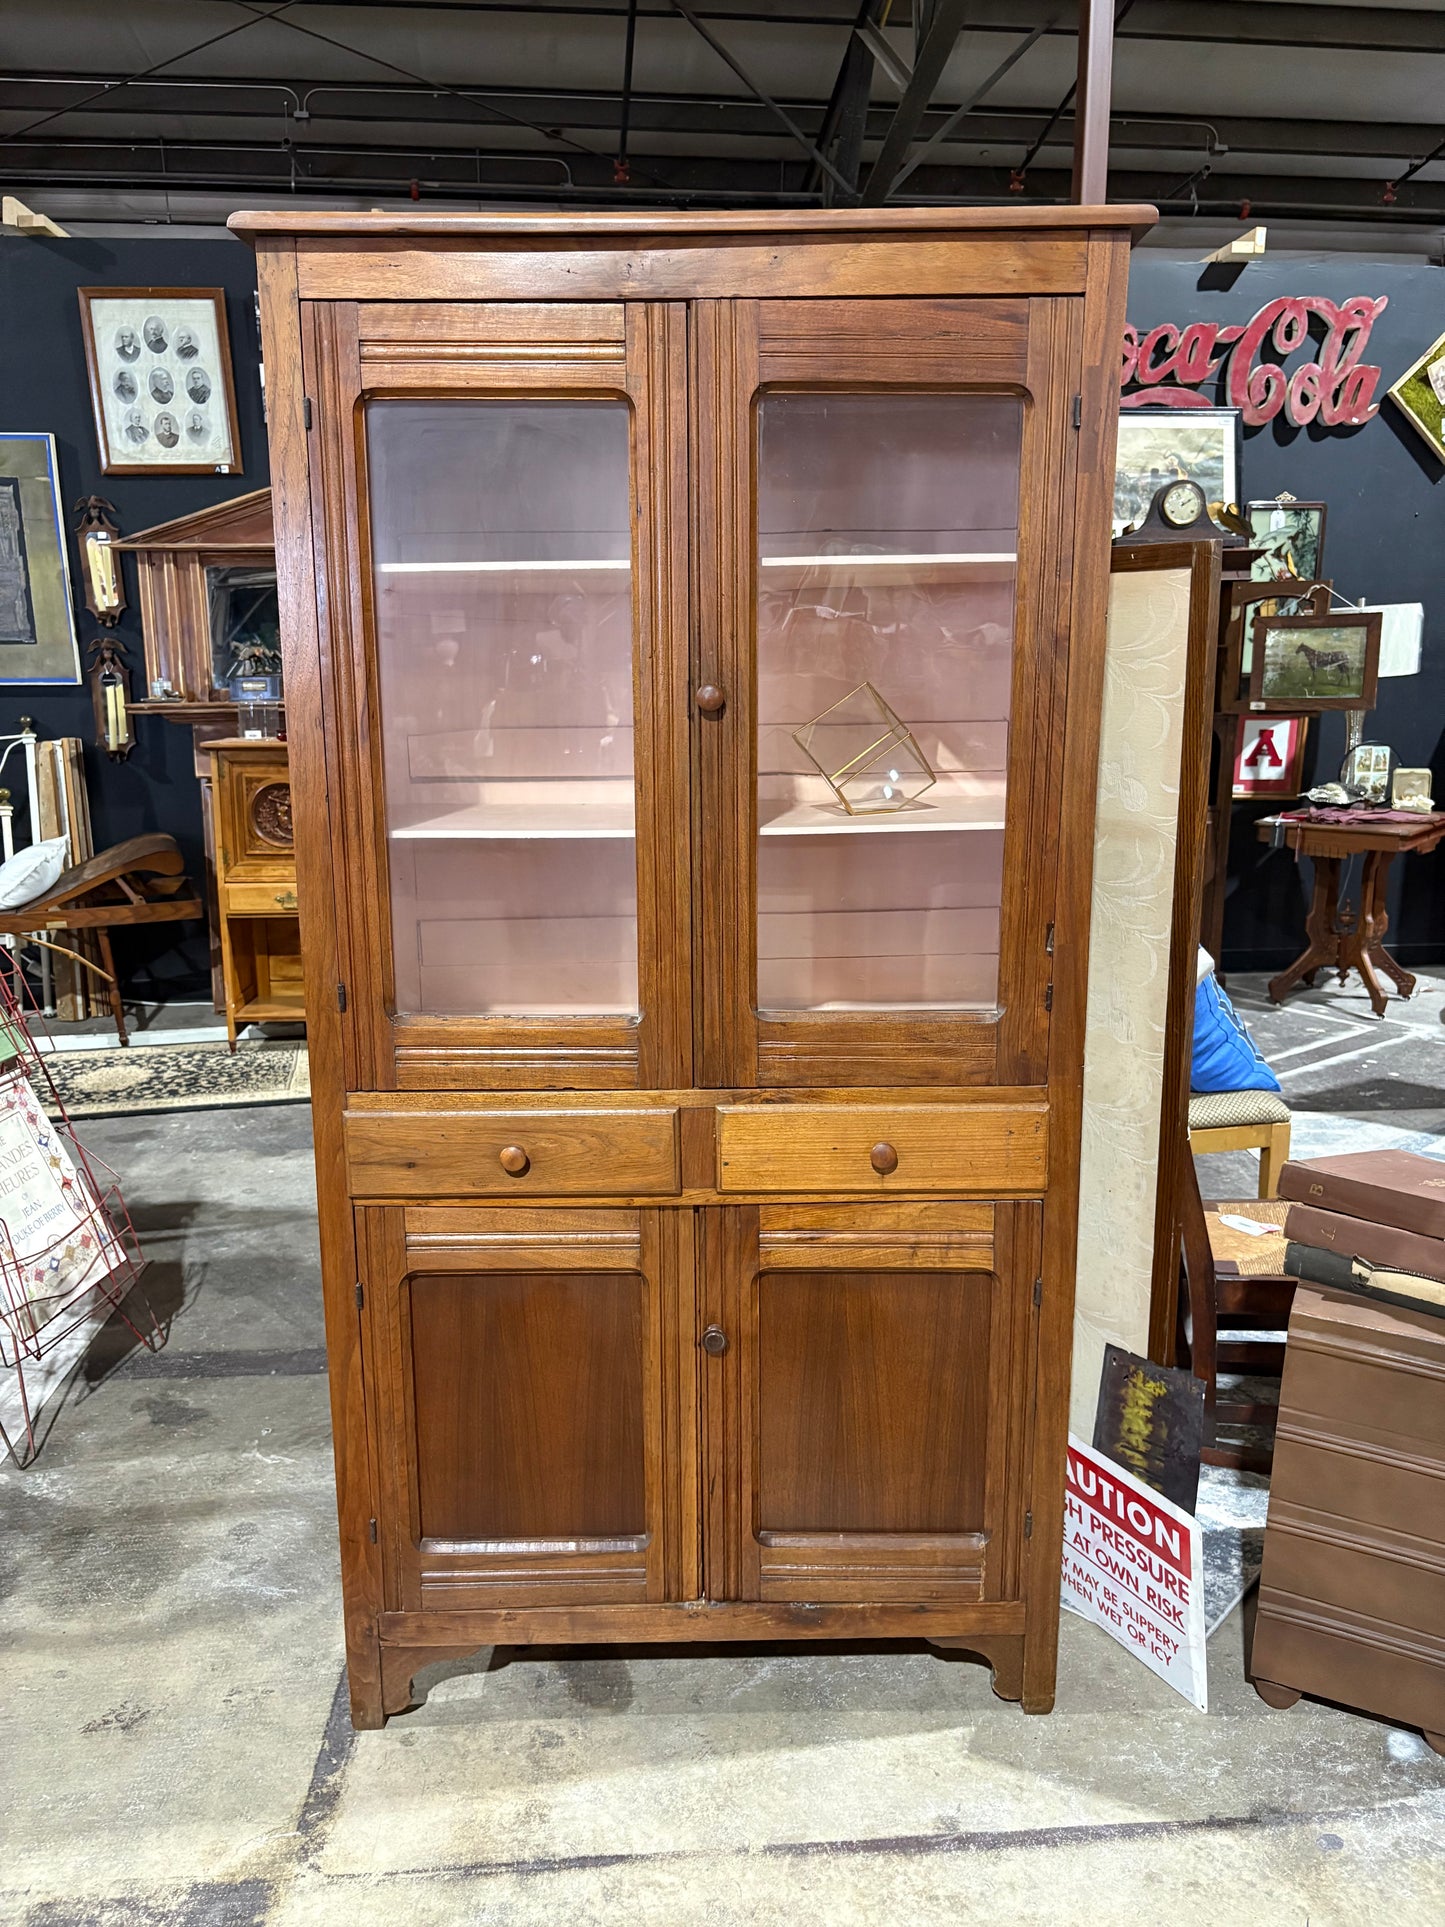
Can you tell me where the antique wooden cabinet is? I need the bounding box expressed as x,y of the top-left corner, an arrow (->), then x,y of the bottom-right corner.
207,739 -> 303,1046
236,206 -> 1150,1729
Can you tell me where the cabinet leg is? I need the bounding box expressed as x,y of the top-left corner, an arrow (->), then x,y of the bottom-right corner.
379,1641 -> 488,1722
1252,1678 -> 1302,1711
930,1634 -> 1027,1706
343,1627 -> 386,1731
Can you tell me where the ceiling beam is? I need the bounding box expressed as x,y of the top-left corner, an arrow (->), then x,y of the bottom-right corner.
859,0 -> 969,203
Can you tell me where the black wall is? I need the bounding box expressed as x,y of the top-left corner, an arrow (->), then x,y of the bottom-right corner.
1,234 -> 1441,989
0,235 -> 266,999
1124,252 -> 1445,970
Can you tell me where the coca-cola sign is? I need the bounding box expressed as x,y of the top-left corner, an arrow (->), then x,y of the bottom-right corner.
1121,296 -> 1388,427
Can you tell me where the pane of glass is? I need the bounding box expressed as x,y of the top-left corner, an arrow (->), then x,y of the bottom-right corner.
366,401 -> 636,1016
205,563 -> 280,691
756,394 -> 1021,1012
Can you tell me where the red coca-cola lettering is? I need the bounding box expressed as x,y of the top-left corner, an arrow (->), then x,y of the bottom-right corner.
1120,295 -> 1387,427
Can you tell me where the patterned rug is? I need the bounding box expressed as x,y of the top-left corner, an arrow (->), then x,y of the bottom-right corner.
41,1042 -> 310,1118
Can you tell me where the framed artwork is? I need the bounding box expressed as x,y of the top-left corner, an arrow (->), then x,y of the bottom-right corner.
0,433 -> 82,685
1218,577 -> 1331,711
1387,328 -> 1445,463
1246,498 -> 1327,583
77,287 -> 242,476
1247,589 -> 1381,712
1233,715 -> 1309,798
1113,407 -> 1241,538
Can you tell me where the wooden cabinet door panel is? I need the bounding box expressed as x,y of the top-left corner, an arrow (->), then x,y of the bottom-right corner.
360,1205 -> 698,1611
693,295 -> 1079,1090
702,1201 -> 1040,1604
306,299 -> 691,1094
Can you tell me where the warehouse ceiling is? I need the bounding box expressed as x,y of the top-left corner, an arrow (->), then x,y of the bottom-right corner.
3,0 -> 1444,242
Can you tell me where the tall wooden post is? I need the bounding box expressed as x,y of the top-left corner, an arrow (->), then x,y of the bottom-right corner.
1071,0 -> 1115,203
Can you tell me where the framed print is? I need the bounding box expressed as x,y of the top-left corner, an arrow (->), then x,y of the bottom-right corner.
1387,329 -> 1445,463
1114,407 -> 1241,538
0,433 -> 82,684
1218,577 -> 1331,711
1246,498 -> 1327,583
1247,589 -> 1381,712
1233,715 -> 1309,798
78,288 -> 241,476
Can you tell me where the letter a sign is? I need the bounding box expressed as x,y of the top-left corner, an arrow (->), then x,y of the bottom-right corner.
1061,1434 -> 1208,1710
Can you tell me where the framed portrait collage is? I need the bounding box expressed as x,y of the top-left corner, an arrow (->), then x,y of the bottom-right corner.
77,287 -> 242,476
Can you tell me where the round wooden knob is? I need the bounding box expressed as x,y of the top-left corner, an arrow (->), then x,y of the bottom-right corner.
870,1141 -> 899,1175
695,684 -> 726,715
498,1144 -> 530,1176
701,1325 -> 728,1356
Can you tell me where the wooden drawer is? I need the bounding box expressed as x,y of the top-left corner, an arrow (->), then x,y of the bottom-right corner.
224,879 -> 300,917
715,1102 -> 1048,1194
345,1106 -> 681,1200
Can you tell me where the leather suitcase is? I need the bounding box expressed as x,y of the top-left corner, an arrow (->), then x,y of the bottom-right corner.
1250,1283 -> 1445,1752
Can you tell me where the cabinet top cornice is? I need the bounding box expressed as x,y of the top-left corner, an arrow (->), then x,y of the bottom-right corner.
229,204 -> 1156,245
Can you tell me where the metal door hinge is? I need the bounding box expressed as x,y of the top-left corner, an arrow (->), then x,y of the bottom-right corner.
1044,983 -> 1053,1012
355,1281 -> 364,1310
369,1517 -> 378,1543
1071,393 -> 1082,429
1045,921 -> 1055,956
1024,1510 -> 1034,1539
337,981 -> 347,1013
1033,1277 -> 1042,1309
303,397 -> 313,430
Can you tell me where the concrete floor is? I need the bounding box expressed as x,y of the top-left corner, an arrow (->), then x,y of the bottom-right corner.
3,977 -> 1445,1924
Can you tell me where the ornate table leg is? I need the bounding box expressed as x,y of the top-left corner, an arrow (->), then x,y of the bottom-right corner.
1268,855 -> 1342,1005
1359,850 -> 1415,1002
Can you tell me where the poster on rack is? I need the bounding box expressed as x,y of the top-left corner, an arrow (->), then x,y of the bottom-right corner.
1061,1433 -> 1208,1711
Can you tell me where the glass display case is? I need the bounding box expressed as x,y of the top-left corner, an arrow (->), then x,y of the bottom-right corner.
241,204 -> 1148,1730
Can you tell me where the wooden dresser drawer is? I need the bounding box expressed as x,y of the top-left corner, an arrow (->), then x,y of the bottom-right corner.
715,1102 -> 1048,1194
345,1106 -> 681,1200
224,879 -> 300,917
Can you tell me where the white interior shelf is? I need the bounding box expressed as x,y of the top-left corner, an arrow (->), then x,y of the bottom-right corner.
760,551 -> 1017,568
377,558 -> 630,575
393,800 -> 636,841
759,789 -> 1006,836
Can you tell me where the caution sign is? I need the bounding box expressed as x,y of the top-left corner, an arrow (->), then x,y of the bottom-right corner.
1061,1433 -> 1207,1711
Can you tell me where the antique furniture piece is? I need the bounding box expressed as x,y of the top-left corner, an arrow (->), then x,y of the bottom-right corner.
115,491 -> 283,1008
1251,1282 -> 1445,1754
236,202 -> 1151,1730
206,739 -> 302,1047
1176,1147 -> 1295,1469
0,833 -> 202,1045
1257,811 -> 1445,1017
1187,1089 -> 1292,1199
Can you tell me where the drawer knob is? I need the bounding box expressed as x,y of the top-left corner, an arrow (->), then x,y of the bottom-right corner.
870,1141 -> 899,1175
701,1325 -> 728,1357
498,1144 -> 530,1177
695,683 -> 726,715
273,890 -> 298,908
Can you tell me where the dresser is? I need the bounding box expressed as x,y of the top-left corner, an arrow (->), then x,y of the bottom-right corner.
207,739 -> 303,1046
236,204 -> 1150,1728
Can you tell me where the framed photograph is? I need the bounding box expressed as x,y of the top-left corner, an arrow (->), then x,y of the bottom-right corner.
1246,498 -> 1326,583
1218,577 -> 1331,711
1387,328 -> 1445,464
1233,715 -> 1309,798
78,288 -> 241,476
0,432 -> 82,685
1114,407 -> 1241,538
1247,590 -> 1381,712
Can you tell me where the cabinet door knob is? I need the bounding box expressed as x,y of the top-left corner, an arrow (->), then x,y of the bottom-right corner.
701,1325 -> 728,1356
870,1141 -> 899,1175
695,683 -> 726,715
498,1144 -> 530,1176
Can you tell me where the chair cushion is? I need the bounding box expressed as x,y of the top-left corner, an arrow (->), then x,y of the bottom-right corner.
1190,973 -> 1282,1094
1189,1088 -> 1292,1130
0,836 -> 68,910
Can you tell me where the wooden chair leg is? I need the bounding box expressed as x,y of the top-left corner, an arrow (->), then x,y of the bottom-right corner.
1258,1120 -> 1291,1200
95,928 -> 128,1047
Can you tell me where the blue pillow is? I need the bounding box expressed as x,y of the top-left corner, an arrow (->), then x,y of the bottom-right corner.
1190,974 -> 1281,1093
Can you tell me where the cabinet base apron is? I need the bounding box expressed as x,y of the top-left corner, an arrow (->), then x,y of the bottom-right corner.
366,1601 -> 1034,1727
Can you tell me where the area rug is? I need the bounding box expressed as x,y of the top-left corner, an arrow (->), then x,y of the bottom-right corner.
41,1042 -> 310,1118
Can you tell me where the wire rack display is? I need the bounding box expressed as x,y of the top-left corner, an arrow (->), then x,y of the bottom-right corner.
0,963 -> 161,1466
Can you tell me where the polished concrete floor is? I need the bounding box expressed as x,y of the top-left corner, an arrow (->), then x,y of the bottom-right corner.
3,976 -> 1444,1924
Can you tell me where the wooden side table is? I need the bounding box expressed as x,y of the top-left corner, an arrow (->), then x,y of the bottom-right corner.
1257,812 -> 1445,1018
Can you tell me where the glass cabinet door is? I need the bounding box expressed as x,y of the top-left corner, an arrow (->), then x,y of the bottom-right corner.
318,301 -> 690,1092
695,296 -> 1074,1089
